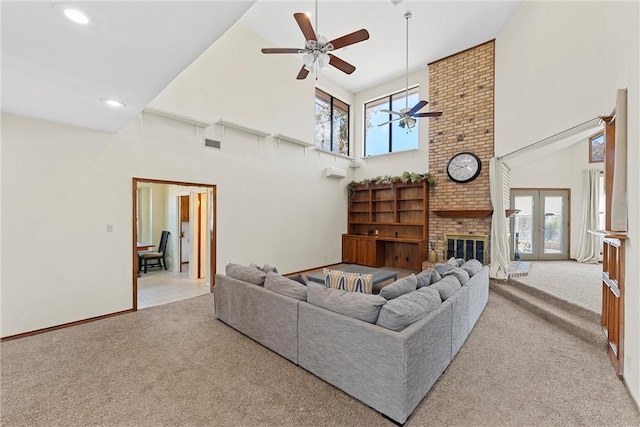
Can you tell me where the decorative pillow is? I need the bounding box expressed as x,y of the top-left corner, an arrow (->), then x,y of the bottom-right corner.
226,263 -> 267,286
264,272 -> 306,301
415,269 -> 432,288
434,263 -> 452,276
460,259 -> 483,277
430,269 -> 442,285
289,274 -> 308,286
376,287 -> 441,331
307,282 -> 387,323
324,268 -> 373,294
430,275 -> 462,301
262,263 -> 278,273
379,274 -> 417,300
441,267 -> 470,285
447,257 -> 460,267
456,258 -> 466,267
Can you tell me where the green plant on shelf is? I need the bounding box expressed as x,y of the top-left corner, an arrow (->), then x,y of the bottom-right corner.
347,171 -> 436,199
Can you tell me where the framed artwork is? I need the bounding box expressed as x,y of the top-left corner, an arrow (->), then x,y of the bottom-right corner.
589,132 -> 605,163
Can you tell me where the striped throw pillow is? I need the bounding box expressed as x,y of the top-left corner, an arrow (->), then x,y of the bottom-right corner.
323,269 -> 373,294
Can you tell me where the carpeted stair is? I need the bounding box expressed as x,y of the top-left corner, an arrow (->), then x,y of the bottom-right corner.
490,277 -> 607,349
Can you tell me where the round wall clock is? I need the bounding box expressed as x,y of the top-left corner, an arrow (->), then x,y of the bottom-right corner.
446,152 -> 481,183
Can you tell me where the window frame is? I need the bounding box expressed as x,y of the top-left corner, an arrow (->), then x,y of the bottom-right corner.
364,86 -> 420,157
315,88 -> 349,156
589,131 -> 605,163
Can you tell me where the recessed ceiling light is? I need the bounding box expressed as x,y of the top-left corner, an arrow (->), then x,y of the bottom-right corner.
63,8 -> 90,25
101,99 -> 126,108
53,4 -> 97,28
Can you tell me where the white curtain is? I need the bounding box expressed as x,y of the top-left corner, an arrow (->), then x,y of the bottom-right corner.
489,157 -> 510,280
576,169 -> 602,263
611,88 -> 628,232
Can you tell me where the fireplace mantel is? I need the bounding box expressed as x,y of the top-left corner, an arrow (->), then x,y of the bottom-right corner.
433,209 -> 520,218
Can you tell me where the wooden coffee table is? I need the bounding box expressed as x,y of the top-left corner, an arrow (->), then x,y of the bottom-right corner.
306,264 -> 398,287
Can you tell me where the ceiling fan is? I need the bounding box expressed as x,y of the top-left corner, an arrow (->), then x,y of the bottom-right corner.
260,2 -> 369,80
378,12 -> 442,129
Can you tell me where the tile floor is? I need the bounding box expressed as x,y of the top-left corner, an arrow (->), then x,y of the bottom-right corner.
137,268 -> 209,309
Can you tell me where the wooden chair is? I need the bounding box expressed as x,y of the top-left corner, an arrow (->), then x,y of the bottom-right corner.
139,230 -> 170,273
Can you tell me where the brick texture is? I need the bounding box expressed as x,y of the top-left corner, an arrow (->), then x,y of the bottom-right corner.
427,41 -> 495,263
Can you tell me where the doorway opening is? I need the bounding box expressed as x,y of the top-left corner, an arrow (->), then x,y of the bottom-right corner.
132,178 -> 216,310
510,189 -> 570,261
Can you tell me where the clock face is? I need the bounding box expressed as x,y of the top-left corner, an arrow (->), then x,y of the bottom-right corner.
446,152 -> 481,183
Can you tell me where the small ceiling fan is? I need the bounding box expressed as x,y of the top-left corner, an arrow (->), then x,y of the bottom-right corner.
378,12 -> 442,129
261,2 -> 369,80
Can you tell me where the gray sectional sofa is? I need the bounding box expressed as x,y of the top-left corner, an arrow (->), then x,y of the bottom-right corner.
213,262 -> 489,424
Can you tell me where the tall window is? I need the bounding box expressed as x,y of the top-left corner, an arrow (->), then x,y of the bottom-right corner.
315,89 -> 349,156
364,86 -> 419,157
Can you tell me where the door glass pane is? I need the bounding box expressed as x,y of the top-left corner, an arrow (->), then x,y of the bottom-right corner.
543,196 -> 563,254
514,195 -> 533,254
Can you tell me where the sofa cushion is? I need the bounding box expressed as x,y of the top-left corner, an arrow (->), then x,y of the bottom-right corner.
415,269 -> 432,288
262,263 -> 278,273
441,267 -> 470,285
289,273 -> 308,286
264,272 -> 307,301
376,287 -> 441,331
226,263 -> 267,286
307,282 -> 387,323
430,268 -> 442,284
324,269 -> 373,294
460,259 -> 483,277
379,274 -> 418,300
456,258 -> 466,267
447,257 -> 460,267
434,263 -> 452,276
430,275 -> 462,301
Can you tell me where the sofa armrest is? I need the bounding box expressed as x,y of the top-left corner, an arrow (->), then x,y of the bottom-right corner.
214,273 -> 300,363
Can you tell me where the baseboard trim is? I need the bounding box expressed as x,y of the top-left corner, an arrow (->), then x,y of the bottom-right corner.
1,308 -> 135,341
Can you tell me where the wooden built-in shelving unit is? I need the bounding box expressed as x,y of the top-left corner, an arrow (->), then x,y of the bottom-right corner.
343,181 -> 428,271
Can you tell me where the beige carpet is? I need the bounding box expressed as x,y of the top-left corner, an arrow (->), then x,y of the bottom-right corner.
514,260 -> 602,314
2,292 -> 638,426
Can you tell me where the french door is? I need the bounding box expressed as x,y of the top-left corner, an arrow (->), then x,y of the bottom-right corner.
510,189 -> 570,261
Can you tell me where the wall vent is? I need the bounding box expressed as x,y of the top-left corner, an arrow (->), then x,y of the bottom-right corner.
204,139 -> 221,149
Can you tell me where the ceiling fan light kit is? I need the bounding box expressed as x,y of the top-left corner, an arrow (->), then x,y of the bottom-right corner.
378,12 -> 442,130
261,1 -> 369,80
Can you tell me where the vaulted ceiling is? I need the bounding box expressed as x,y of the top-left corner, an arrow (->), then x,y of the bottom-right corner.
1,1 -> 521,133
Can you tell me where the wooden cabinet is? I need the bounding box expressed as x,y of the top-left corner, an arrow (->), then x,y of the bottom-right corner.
343,182 -> 429,272
341,234 -> 384,267
601,234 -> 627,376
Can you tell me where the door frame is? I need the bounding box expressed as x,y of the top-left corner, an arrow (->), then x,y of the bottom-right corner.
510,188 -> 571,261
132,178 -> 217,310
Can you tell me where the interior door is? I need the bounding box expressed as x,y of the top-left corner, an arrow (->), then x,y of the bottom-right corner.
511,189 -> 570,261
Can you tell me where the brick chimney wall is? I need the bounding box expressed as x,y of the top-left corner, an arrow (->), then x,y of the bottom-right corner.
427,40 -> 495,263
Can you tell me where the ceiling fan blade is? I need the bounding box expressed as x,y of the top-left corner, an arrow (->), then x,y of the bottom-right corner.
296,66 -> 310,80
329,29 -> 370,50
294,13 -> 317,41
413,111 -> 443,118
261,48 -> 304,54
407,100 -> 428,116
378,117 -> 403,126
379,109 -> 404,116
328,54 -> 356,74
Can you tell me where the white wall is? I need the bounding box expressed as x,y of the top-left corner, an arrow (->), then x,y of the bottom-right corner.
509,137 -> 604,259
0,23 -> 352,337
496,0 -> 639,405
